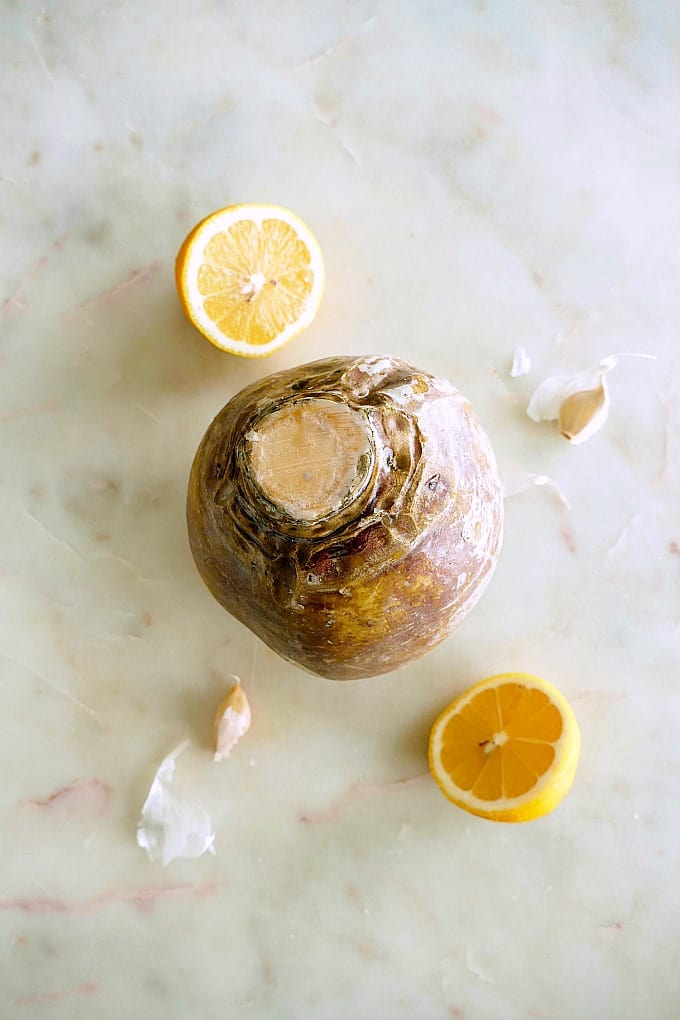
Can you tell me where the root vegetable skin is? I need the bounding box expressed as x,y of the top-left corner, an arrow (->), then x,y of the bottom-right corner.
187,355 -> 504,680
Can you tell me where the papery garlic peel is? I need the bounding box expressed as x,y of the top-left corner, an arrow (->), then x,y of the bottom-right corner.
510,347 -> 531,377
212,679 -> 252,761
137,742 -> 215,866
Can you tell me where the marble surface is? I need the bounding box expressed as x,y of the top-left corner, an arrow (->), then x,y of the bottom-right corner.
1,2 -> 679,1017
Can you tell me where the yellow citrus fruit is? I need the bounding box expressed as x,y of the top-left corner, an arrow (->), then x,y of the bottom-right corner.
175,204 -> 325,358
428,673 -> 580,822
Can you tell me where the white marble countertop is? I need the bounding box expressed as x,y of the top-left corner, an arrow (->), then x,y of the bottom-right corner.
2,2 -> 679,1017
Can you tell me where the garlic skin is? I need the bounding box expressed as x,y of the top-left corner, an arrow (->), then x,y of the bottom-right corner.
510,347 -> 531,377
502,469 -> 571,510
526,354 -> 654,445
187,355 -> 504,681
137,743 -> 215,866
212,679 -> 252,761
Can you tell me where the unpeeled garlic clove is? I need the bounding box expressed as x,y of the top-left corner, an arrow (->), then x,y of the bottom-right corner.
527,353 -> 654,445
212,678 -> 252,761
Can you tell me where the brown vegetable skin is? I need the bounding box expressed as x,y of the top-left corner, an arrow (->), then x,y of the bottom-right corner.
187,355 -> 503,680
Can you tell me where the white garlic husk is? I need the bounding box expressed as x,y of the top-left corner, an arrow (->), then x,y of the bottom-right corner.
137,742 -> 215,865
510,347 -> 531,377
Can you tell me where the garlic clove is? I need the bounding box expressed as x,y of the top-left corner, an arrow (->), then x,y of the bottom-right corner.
527,353 -> 654,444
558,384 -> 609,444
212,679 -> 252,761
527,362 -> 609,426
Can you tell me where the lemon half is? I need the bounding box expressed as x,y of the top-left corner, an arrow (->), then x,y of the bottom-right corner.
176,204 -> 324,358
429,673 -> 580,822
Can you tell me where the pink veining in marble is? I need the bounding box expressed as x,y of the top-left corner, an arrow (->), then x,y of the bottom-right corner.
15,982 -> 98,1007
1,237 -> 67,316
24,778 -> 113,816
0,401 -> 60,424
298,772 -> 429,824
0,882 -> 223,916
80,261 -> 160,309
